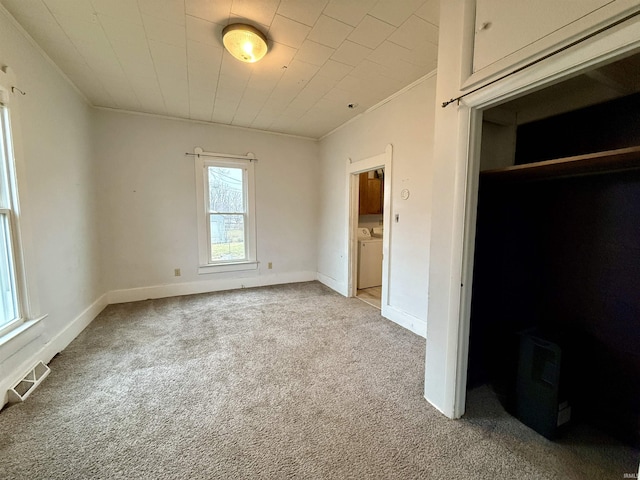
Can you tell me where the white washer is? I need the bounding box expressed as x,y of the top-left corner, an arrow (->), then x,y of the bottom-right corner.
357,228 -> 383,289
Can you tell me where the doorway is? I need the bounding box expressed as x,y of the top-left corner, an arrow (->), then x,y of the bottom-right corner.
355,168 -> 384,309
346,145 -> 392,316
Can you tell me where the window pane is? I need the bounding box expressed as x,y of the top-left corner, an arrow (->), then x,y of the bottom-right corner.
209,214 -> 246,261
0,213 -> 17,326
0,110 -> 11,209
208,166 -> 244,213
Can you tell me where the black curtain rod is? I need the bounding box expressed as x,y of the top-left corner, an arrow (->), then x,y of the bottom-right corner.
442,8 -> 640,108
184,152 -> 257,161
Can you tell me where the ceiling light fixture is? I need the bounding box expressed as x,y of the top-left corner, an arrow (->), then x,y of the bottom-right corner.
222,23 -> 268,63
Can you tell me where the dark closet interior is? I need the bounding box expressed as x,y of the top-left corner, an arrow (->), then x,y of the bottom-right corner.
468,61 -> 640,447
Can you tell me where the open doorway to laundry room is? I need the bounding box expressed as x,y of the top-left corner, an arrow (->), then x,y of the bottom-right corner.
355,168 -> 384,309
346,145 -> 392,315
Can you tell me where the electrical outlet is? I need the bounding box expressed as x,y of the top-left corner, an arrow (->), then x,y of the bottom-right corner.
268,262 -> 273,269
174,268 -> 181,277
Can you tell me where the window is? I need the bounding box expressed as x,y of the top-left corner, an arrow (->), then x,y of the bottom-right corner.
0,102 -> 22,337
194,148 -> 257,273
207,165 -> 248,262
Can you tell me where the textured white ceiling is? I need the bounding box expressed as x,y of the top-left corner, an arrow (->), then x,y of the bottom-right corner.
0,0 -> 439,138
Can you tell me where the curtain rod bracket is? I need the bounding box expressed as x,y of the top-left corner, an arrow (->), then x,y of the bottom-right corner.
11,86 -> 25,96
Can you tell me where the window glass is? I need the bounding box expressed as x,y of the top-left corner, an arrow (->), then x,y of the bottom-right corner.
0,105 -> 20,330
0,212 -> 17,326
208,166 -> 244,212
210,214 -> 245,262
206,165 -> 247,263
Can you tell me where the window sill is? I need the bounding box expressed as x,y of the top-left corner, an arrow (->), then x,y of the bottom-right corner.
0,315 -> 47,349
198,261 -> 259,275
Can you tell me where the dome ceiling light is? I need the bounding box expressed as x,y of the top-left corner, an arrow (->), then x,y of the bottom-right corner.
222,23 -> 268,63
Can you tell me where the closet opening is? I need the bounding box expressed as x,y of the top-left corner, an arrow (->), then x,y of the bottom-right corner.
467,51 -> 640,452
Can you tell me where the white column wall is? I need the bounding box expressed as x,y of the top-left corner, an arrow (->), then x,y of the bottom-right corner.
424,0 -> 480,417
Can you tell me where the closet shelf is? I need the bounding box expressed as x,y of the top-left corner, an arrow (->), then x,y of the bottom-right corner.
480,146 -> 640,182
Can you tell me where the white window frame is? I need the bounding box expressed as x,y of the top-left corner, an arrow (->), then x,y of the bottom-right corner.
0,205 -> 20,338
0,67 -> 42,343
194,147 -> 258,274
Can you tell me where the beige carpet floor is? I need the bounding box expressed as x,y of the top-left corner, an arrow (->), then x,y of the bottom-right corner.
0,281 -> 637,479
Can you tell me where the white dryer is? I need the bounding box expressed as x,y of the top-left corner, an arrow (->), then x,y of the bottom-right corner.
357,228 -> 383,289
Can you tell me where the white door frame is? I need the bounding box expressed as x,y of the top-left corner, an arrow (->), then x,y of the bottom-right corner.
452,22 -> 640,418
346,144 -> 392,315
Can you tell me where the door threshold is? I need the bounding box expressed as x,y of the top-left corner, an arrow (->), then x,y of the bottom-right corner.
356,287 -> 382,310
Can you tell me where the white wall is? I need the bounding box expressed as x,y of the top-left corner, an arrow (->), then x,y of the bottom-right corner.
472,0 -> 612,72
93,110 -> 319,301
479,119 -> 516,171
0,7 -> 104,406
469,0 -> 638,85
317,75 -> 437,332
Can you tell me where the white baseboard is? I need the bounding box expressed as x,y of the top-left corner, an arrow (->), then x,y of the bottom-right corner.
40,293 -> 109,362
382,305 -> 427,338
316,272 -> 347,296
316,272 -> 425,338
0,293 -> 108,409
107,271 -> 318,304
